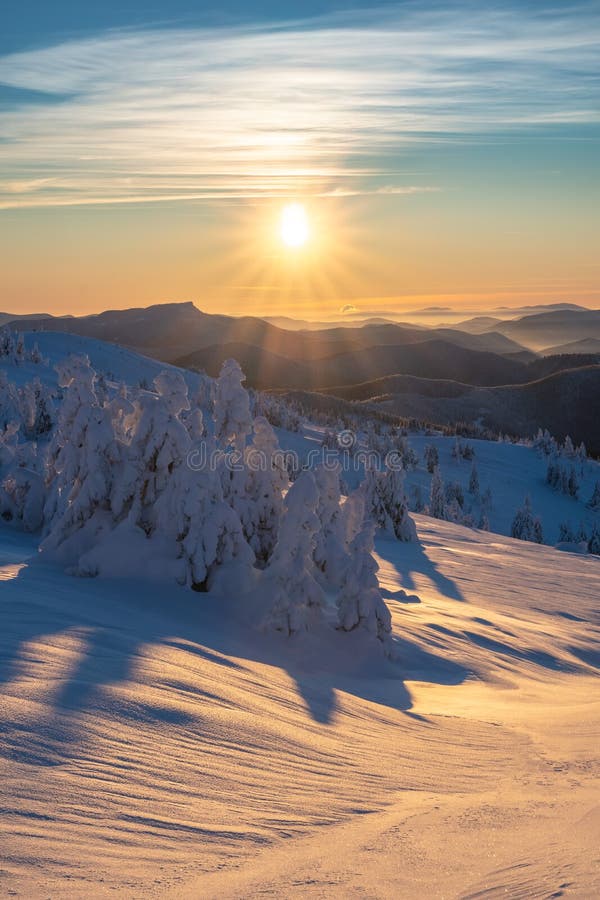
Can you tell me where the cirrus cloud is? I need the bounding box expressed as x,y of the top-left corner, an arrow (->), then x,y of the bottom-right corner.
0,2 -> 598,208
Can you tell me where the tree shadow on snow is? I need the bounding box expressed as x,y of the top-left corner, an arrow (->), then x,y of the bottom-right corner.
0,543 -> 472,762
377,537 -> 466,602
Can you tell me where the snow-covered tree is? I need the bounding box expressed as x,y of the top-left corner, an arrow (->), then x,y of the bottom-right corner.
15,333 -> 25,363
337,489 -> 392,653
111,369 -> 190,531
0,371 -> 21,431
0,328 -> 17,362
429,467 -> 446,519
42,388 -> 120,559
588,522 -> 600,556
452,437 -> 475,461
481,486 -> 493,512
0,463 -> 45,533
396,436 -> 418,471
412,483 -> 424,512
107,384 -> 135,442
533,428 -> 556,457
313,464 -> 347,586
477,512 -> 490,531
214,358 -> 252,453
468,462 -> 480,496
29,341 -> 43,365
364,466 -> 417,541
424,443 -> 439,474
547,459 -> 579,498
587,481 -> 600,511
558,521 -> 574,543
20,378 -> 54,440
43,355 -> 99,527
264,471 -> 324,635
445,480 -> 464,509
239,416 -> 287,566
173,429 -> 254,590
510,496 -> 543,544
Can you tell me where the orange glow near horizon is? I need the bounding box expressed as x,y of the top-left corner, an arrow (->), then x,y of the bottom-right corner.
1,191 -> 598,321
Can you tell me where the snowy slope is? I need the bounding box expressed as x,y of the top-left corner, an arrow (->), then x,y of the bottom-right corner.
3,329 -> 598,547
275,425 -> 600,548
1,519 -> 598,897
401,433 -> 600,546
1,330 -> 204,392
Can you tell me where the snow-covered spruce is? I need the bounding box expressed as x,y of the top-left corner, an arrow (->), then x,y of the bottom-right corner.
41,357 -> 122,562
364,466 -> 417,542
586,481 -> 600,511
468,462 -> 480,497
313,464 -> 348,586
336,483 -> 393,654
511,495 -> 543,544
214,358 -> 252,453
43,355 -> 101,532
17,351 -> 396,652
429,466 -> 446,520
0,465 -> 45,532
263,470 -> 325,635
424,443 -> 439,474
238,416 -> 287,566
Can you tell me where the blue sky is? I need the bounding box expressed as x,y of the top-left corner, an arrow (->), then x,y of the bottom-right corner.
1,1 -> 598,316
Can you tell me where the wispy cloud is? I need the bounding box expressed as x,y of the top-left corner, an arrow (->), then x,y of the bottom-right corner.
0,2 -> 598,208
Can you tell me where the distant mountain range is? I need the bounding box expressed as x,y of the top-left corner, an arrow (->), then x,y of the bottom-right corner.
539,338 -> 600,357
488,309 -> 600,352
3,300 -> 598,449
325,365 -> 600,454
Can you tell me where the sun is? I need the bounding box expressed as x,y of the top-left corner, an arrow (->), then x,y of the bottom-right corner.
280,202 -> 309,248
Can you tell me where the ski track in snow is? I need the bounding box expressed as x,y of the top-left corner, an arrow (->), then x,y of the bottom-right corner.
1,517 -> 599,898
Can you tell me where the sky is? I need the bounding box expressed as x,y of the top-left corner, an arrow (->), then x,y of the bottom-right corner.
0,1 -> 599,320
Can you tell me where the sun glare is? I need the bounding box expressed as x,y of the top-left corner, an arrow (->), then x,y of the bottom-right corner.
280,203 -> 309,248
